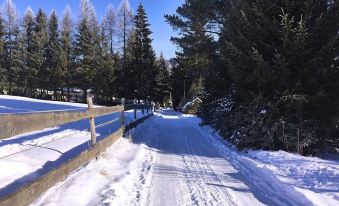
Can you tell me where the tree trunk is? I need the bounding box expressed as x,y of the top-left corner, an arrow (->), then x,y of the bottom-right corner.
61,88 -> 65,101
8,82 -> 13,95
67,87 -> 71,102
53,88 -> 57,101
39,89 -> 43,99
83,89 -> 88,103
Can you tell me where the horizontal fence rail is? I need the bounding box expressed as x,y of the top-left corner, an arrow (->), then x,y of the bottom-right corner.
0,99 -> 153,140
0,106 -> 124,139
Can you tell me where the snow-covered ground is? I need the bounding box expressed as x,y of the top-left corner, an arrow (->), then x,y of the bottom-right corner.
26,110 -> 338,206
246,150 -> 339,204
0,95 -> 145,197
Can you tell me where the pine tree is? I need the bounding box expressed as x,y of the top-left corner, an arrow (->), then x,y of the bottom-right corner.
61,5 -> 73,100
101,7 -> 119,101
0,14 -> 5,93
13,27 -> 27,96
155,53 -> 171,104
22,7 -> 37,96
104,4 -> 116,55
130,3 -> 157,100
165,0 -> 218,104
167,0 -> 339,154
117,0 -> 133,68
214,0 -> 339,152
170,62 -> 185,109
33,8 -> 48,98
2,0 -> 21,94
119,30 -> 136,98
89,1 -> 104,104
45,11 -> 66,100
91,20 -> 112,104
74,0 -> 97,102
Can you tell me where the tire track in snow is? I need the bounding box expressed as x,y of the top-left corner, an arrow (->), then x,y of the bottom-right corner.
197,125 -> 314,206
31,111 -> 317,206
145,115 -> 188,206
183,129 -> 236,206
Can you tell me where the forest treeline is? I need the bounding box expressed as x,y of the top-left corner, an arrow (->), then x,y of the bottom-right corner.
167,0 -> 339,155
0,0 -> 171,104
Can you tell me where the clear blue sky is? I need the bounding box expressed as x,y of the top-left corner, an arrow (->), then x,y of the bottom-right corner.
2,0 -> 183,59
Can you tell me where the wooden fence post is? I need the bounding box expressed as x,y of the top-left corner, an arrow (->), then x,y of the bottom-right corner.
297,128 -> 300,154
151,102 -> 155,113
87,96 -> 96,146
120,98 -> 125,131
134,109 -> 137,119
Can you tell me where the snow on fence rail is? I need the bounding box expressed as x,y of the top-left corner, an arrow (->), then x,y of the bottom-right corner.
0,97 -> 154,206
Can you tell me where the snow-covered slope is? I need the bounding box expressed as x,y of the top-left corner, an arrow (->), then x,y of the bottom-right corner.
0,95 -> 144,197
31,110 -> 338,206
0,94 -> 93,114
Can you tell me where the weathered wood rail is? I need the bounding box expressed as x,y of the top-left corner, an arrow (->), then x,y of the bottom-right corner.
0,97 -> 154,206
0,97 -> 153,140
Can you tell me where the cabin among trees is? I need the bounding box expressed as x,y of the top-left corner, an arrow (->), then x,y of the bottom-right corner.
182,97 -> 202,114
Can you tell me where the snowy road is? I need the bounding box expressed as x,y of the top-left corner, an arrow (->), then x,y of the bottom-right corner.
32,110 -> 338,206
144,111 -> 262,206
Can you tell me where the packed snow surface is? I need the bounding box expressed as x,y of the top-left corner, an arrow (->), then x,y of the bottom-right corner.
27,110 -> 338,206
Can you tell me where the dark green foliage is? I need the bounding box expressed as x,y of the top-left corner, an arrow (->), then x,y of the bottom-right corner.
123,3 -> 158,101
0,15 -> 5,92
165,0 -> 218,105
22,8 -> 37,96
60,6 -> 73,100
45,11 -> 66,100
2,0 -> 21,94
170,62 -> 185,109
92,21 -> 117,104
154,53 -> 171,104
73,6 -> 97,102
167,0 -> 339,155
34,9 -> 49,97
0,0 -> 171,107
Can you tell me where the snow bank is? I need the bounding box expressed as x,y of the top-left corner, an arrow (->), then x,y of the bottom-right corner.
201,126 -> 339,206
247,150 -> 339,202
32,128 -> 156,206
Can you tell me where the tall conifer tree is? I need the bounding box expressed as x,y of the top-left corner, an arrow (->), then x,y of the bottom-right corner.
155,53 -> 171,104
74,0 -> 97,102
61,5 -> 73,100
22,7 -> 37,96
0,14 -> 5,92
33,8 -> 48,98
45,11 -> 66,100
2,0 -> 20,94
129,3 -> 157,100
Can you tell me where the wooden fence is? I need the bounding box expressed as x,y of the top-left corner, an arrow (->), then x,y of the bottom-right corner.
0,97 -> 153,141
0,97 -> 154,206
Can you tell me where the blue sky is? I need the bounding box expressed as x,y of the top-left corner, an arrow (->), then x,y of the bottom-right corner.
1,0 -> 183,59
